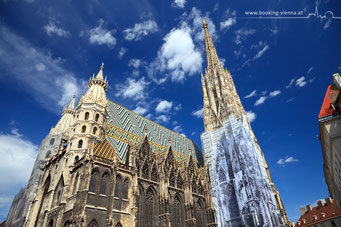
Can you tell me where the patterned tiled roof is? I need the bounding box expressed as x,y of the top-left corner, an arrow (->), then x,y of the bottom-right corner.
96,100 -> 202,164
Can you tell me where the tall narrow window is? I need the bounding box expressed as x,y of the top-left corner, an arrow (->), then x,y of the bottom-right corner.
142,162 -> 149,179
73,173 -> 79,194
151,164 -> 158,182
85,112 -> 89,120
45,150 -> 51,158
171,195 -> 183,227
114,175 -> 121,197
89,170 -> 98,192
82,125 -> 86,133
169,169 -> 175,187
100,172 -> 109,195
93,127 -> 97,135
74,156 -> 79,163
78,140 -> 83,148
145,190 -> 154,227
177,174 -> 183,189
95,114 -> 100,122
49,138 -> 55,145
123,178 -> 129,199
48,219 -> 54,227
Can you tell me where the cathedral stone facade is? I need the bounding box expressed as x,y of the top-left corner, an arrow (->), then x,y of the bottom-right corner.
5,65 -> 217,227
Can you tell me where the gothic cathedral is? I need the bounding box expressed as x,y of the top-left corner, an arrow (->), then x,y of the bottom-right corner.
4,21 -> 290,227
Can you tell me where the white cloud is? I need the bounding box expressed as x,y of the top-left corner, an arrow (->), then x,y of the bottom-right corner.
309,77 -> 315,83
129,59 -> 142,68
118,47 -> 126,59
242,41 -> 269,67
43,20 -> 71,37
269,90 -> 281,97
245,90 -> 257,98
0,25 -> 86,113
277,156 -> 299,166
296,76 -> 307,87
220,9 -> 237,31
115,77 -> 149,100
172,0 -> 186,8
133,106 -> 148,115
286,97 -> 295,103
155,100 -> 173,113
246,110 -> 256,122
84,19 -> 116,48
35,63 -> 46,72
149,25 -> 202,82
192,108 -> 203,118
173,125 -> 186,137
234,28 -> 256,45
254,96 -> 268,106
254,44 -> 269,59
307,67 -> 314,74
123,20 -> 158,41
174,104 -> 182,111
0,129 -> 37,194
155,114 -> 170,123
286,77 -> 296,89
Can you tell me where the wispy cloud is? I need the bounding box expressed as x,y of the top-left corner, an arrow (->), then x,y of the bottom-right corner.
0,25 -> 86,113
220,9 -> 237,31
234,28 -> 256,45
192,107 -> 203,118
286,77 -> 296,89
296,76 -> 307,87
245,90 -> 257,98
82,19 -> 116,48
43,19 -> 71,37
254,89 -> 281,106
277,156 -> 299,166
123,20 -> 158,41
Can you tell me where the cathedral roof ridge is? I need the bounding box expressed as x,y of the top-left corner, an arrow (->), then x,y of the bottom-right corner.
106,99 -> 192,142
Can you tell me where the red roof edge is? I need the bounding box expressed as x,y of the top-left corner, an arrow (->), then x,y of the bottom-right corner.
319,85 -> 334,119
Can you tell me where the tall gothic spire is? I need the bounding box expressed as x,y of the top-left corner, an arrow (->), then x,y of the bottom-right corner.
201,20 -> 246,131
203,20 -> 221,69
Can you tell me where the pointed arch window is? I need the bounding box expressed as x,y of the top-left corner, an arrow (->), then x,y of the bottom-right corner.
169,169 -> 175,187
145,189 -> 155,227
89,169 -> 99,193
74,156 -> 79,163
49,138 -> 55,145
48,219 -> 54,227
192,179 -> 197,193
93,127 -> 97,135
114,175 -> 121,198
115,222 -> 122,227
123,178 -> 129,199
100,172 -> 109,195
82,125 -> 86,133
85,112 -> 89,120
78,140 -> 83,148
142,162 -> 149,179
194,200 -> 206,227
171,195 -> 183,227
95,114 -> 100,122
87,219 -> 98,227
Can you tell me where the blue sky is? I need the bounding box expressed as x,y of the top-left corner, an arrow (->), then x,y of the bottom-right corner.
0,0 -> 341,223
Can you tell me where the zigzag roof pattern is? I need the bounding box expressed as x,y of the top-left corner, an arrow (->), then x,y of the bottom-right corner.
96,100 -> 202,164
